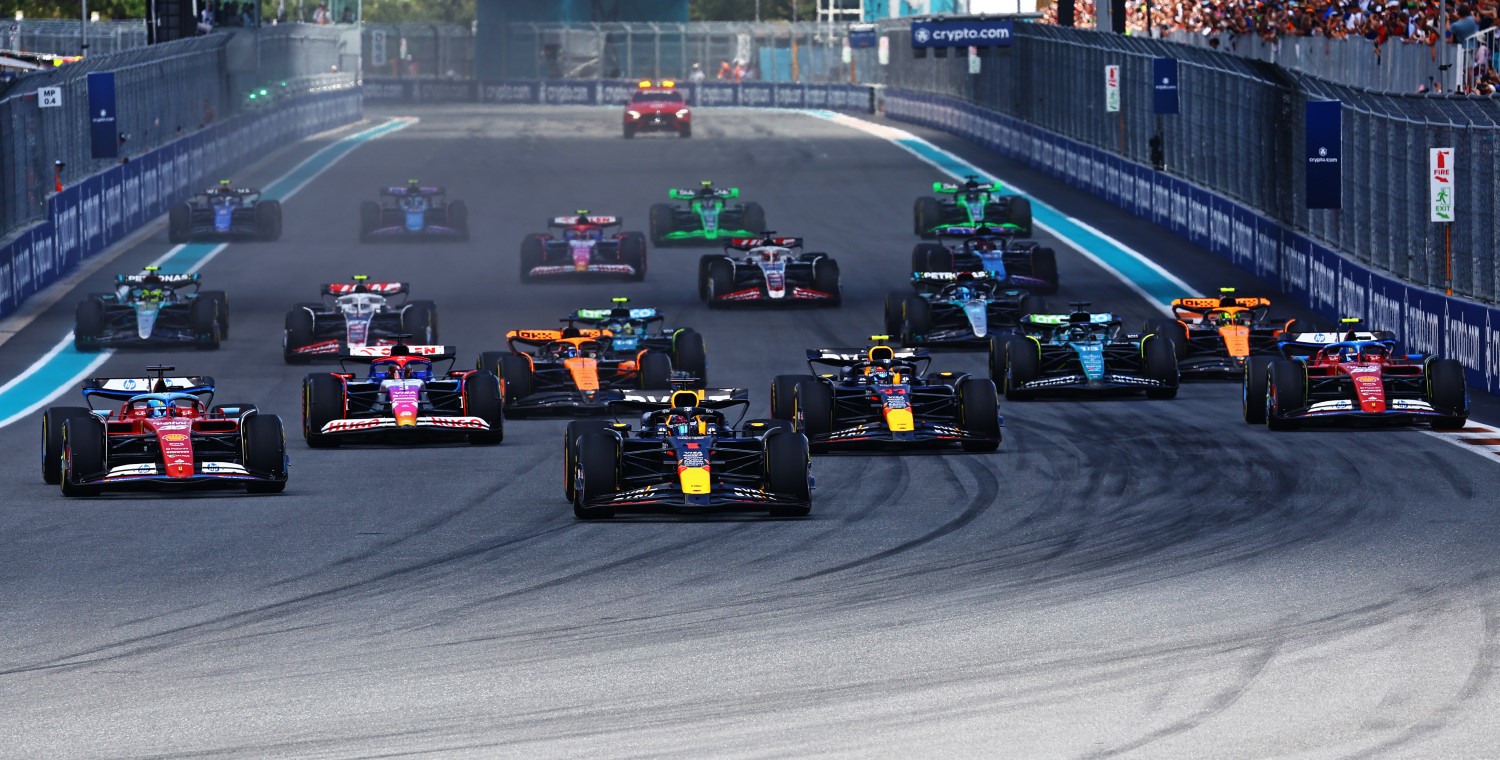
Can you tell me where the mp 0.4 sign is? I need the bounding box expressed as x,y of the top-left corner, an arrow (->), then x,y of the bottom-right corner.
38,86 -> 62,108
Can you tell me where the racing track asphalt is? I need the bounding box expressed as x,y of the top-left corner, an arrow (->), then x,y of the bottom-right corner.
2,105 -> 1499,759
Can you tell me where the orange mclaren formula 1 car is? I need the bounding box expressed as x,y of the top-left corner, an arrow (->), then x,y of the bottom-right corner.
1144,288 -> 1327,379
477,327 -> 674,416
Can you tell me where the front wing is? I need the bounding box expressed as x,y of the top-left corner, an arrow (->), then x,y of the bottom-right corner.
812,418 -> 1002,448
319,415 -> 493,437
582,482 -> 808,511
78,461 -> 285,489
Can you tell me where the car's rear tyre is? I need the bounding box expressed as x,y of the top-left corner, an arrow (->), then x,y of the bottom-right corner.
1006,196 -> 1034,236
573,432 -> 620,519
957,377 -> 1002,452
764,431 -> 812,517
495,354 -> 534,405
303,373 -> 345,448
812,259 -> 841,306
463,371 -> 506,445
1143,334 -> 1180,399
447,200 -> 469,241
283,307 -> 316,364
403,300 -> 439,344
914,196 -> 941,237
242,413 -> 288,493
987,334 -> 1007,382
519,235 -> 546,282
650,203 -> 675,244
1428,358 -> 1469,430
168,204 -> 191,244
1004,335 -> 1039,401
564,420 -> 614,501
901,296 -> 932,346
741,202 -> 767,235
74,298 -> 105,352
619,231 -> 648,281
43,406 -> 92,485
1266,360 -> 1306,431
1029,246 -> 1059,294
672,329 -> 708,387
190,296 -> 220,350
792,380 -> 834,447
60,417 -> 106,497
1242,355 -> 1273,424
637,351 -> 673,389
359,200 -> 380,242
254,200 -> 282,242
1144,318 -> 1187,361
771,374 -> 816,421
705,259 -> 735,307
911,243 -> 949,272
200,290 -> 230,339
884,291 -> 908,336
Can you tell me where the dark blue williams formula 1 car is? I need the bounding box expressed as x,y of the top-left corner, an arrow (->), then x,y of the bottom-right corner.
359,180 -> 469,242
168,180 -> 282,243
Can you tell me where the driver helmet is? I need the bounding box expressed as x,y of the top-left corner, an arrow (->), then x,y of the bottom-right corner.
1336,346 -> 1360,363
667,413 -> 694,437
138,288 -> 165,303
1065,325 -> 1092,341
868,365 -> 896,384
561,346 -> 580,359
144,398 -> 169,417
952,285 -> 973,301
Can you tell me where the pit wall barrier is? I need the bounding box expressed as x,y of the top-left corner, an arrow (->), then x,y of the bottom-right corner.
0,88 -> 363,320
884,90 -> 1500,397
361,78 -> 876,112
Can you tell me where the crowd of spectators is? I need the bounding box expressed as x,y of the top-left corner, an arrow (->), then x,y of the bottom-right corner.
1040,0 -> 1500,93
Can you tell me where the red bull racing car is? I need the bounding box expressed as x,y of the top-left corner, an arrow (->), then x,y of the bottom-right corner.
41,365 -> 288,496
519,212 -> 648,282
302,343 -> 504,447
771,337 -> 1002,452
567,387 -> 812,519
698,236 -> 841,307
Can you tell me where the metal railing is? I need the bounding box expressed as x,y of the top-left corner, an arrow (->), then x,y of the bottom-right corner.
881,23 -> 1500,303
0,27 -> 356,237
3,19 -> 148,57
1160,30 -> 1451,95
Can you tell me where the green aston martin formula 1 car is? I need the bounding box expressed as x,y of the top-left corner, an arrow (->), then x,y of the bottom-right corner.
649,181 -> 767,245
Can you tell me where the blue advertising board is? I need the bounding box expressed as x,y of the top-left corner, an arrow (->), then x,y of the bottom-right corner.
910,19 -> 1014,48
87,71 -> 118,159
1152,58 -> 1178,114
1305,100 -> 1342,209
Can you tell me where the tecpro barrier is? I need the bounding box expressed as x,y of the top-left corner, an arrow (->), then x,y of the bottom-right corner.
885,90 -> 1500,397
0,88 -> 362,320
362,78 -> 876,112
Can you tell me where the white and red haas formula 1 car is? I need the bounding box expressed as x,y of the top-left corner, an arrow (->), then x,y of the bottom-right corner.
697,236 -> 841,307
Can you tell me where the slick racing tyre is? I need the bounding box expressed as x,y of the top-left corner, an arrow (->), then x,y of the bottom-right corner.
43,406 -> 93,485
1143,334 -> 1180,399
303,373 -> 345,448
901,297 -> 932,347
619,231 -> 648,281
403,300 -> 439,344
1242,356 -> 1273,424
771,374 -> 816,421
201,290 -> 230,339
494,354 -> 534,404
911,243 -> 949,272
359,200 -> 380,242
913,196 -> 941,238
168,204 -> 191,245
1028,247 -> 1059,294
637,352 -> 673,390
1265,359 -> 1306,431
1144,318 -> 1188,361
254,200 -> 283,242
60,416 -> 106,497
1004,196 -> 1033,236
463,371 -> 506,445
74,298 -> 105,353
564,420 -> 614,501
242,413 -> 289,493
672,329 -> 708,387
1003,335 -> 1039,401
649,203 -> 675,244
704,259 -> 735,307
1427,358 -> 1469,430
573,432 -> 621,519
741,202 -> 767,234
987,334 -> 1008,385
763,430 -> 812,517
885,291 -> 908,336
190,297 -> 221,350
283,307 -> 316,364
519,235 -> 546,282
447,200 -> 470,241
792,380 -> 834,447
957,378 -> 1002,452
812,259 -> 841,306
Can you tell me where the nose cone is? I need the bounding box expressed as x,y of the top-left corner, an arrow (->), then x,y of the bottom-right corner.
884,407 -> 915,432
679,466 -> 712,495
395,408 -> 418,427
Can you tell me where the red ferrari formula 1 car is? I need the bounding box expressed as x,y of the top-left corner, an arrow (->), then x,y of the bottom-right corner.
519,211 -> 648,282
623,80 -> 691,138
41,365 -> 288,496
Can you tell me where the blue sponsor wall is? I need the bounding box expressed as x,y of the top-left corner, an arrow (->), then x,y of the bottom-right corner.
0,89 -> 362,320
883,91 -> 1500,397
362,78 -> 875,112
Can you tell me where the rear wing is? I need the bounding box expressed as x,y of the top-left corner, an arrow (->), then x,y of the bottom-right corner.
570,307 -> 662,323
1283,330 -> 1397,345
613,388 -> 750,409
1173,296 -> 1272,310
82,376 -> 214,403
322,281 -> 408,296
507,328 -> 613,352
670,187 -> 738,200
912,270 -> 995,281
382,186 -> 443,196
548,215 -> 620,228
807,347 -> 928,364
343,344 -> 457,361
934,225 -> 1015,240
933,180 -> 995,194
1023,313 -> 1120,327
725,237 -> 802,250
116,272 -> 200,285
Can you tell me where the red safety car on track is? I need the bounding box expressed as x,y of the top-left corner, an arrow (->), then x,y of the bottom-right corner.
624,80 -> 691,138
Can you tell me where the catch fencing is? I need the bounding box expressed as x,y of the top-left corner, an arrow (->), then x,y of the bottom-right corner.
1160,30 -> 1451,95
3,19 -> 148,57
880,22 -> 1500,305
